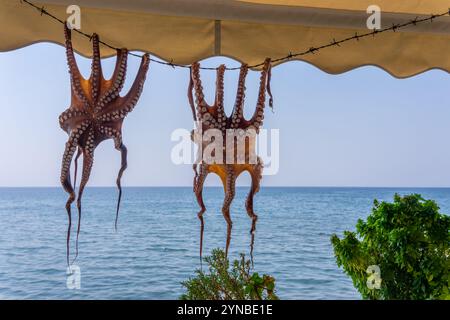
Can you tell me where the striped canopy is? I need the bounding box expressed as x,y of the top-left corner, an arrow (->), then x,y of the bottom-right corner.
1,0 -> 449,77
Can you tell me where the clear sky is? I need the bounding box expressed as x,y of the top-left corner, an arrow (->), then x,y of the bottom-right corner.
0,43 -> 449,187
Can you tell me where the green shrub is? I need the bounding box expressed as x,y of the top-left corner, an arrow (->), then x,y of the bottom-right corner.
180,249 -> 279,300
331,194 -> 450,300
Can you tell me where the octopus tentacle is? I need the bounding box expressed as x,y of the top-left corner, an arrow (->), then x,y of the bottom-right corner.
90,34 -> 103,104
266,62 -> 274,111
59,110 -> 89,133
215,65 -> 227,129
97,125 -> 126,230
95,49 -> 128,114
230,64 -> 249,129
60,120 -> 89,265
73,148 -> 94,263
118,53 -> 150,113
194,163 -> 209,262
98,124 -> 122,142
245,158 -> 263,264
97,53 -> 150,122
73,127 -> 95,261
222,165 -> 236,257
191,126 -> 203,191
60,121 -> 89,189
64,24 -> 89,109
192,164 -> 199,192
192,64 -> 226,131
114,139 -> 127,231
249,58 -> 272,130
65,193 -> 74,267
73,147 -> 82,192
190,62 -> 208,119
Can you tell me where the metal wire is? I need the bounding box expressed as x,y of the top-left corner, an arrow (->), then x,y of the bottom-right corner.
20,0 -> 450,71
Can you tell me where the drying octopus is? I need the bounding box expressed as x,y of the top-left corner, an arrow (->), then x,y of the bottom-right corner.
188,58 -> 273,261
59,24 -> 150,265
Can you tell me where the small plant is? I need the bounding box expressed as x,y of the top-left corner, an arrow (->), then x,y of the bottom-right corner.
180,249 -> 279,300
331,194 -> 450,300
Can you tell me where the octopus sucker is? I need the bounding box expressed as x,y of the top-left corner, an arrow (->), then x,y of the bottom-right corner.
95,49 -> 128,113
89,34 -> 102,104
59,23 -> 150,265
230,64 -> 249,128
188,58 -> 273,263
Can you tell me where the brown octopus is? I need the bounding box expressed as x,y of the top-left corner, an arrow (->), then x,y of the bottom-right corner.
59,24 -> 150,265
188,58 -> 272,262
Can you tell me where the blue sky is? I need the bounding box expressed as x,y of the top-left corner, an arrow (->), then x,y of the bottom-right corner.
0,43 -> 449,187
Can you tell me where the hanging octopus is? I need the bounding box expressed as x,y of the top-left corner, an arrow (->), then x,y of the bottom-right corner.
188,58 -> 273,262
59,24 -> 150,265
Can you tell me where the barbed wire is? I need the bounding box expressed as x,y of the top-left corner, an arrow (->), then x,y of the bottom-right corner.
20,0 -> 450,71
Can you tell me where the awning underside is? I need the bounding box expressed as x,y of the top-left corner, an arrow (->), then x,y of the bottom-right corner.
1,0 -> 449,77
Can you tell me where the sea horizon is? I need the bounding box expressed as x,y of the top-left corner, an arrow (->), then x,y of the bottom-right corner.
2,186 -> 450,189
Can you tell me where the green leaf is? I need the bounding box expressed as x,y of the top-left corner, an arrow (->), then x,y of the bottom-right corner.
180,249 -> 279,300
330,194 -> 450,300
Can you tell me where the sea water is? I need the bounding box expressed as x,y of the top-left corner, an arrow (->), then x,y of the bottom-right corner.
0,187 -> 448,299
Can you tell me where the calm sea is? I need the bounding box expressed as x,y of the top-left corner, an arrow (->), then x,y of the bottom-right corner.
0,187 -> 448,300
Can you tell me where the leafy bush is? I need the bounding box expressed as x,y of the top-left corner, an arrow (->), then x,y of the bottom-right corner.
331,194 -> 450,300
180,249 -> 279,300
